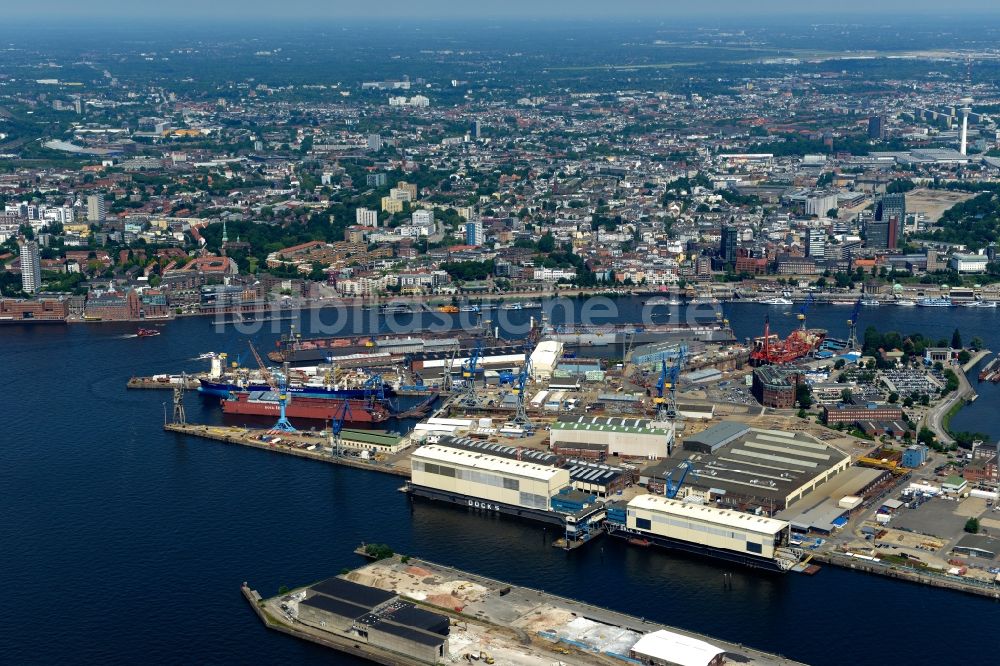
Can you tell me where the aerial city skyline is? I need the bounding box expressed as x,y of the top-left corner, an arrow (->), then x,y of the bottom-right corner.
2,8 -> 1000,666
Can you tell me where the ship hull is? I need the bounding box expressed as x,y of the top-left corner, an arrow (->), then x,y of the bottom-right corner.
199,378 -> 392,399
221,394 -> 389,424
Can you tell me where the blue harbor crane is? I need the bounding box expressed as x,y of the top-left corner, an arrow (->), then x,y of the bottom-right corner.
329,399 -> 353,457
511,347 -> 534,430
654,344 -> 687,422
846,298 -> 862,351
249,341 -> 295,432
797,293 -> 815,331
459,338 -> 485,408
663,461 -> 698,499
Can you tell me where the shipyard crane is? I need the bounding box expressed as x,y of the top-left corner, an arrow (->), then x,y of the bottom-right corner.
653,345 -> 687,422
662,461 -> 698,499
443,346 -> 459,393
846,298 -> 862,352
797,293 -> 815,331
328,399 -> 353,457
249,341 -> 295,432
511,348 -> 534,429
459,338 -> 485,408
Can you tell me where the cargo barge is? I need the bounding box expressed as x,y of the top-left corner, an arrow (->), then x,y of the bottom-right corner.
221,392 -> 390,424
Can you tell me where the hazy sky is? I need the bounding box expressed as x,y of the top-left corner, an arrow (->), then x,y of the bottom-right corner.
8,0 -> 1000,20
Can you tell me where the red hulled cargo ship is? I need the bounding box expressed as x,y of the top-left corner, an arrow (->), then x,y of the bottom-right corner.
221,391 -> 390,424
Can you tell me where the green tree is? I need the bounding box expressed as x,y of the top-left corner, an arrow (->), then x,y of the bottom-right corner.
969,336 -> 984,351
917,427 -> 935,445
951,328 -> 962,349
888,392 -> 899,404
841,388 -> 853,404
795,383 -> 813,409
537,232 -> 555,253
965,517 -> 980,534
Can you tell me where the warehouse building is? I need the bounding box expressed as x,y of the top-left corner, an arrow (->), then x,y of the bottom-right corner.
340,429 -> 407,455
629,629 -> 725,666
551,416 -> 674,459
655,422 -> 851,514
562,459 -> 628,496
823,404 -> 904,425
530,340 -> 564,380
409,444 -> 571,520
297,577 -> 450,664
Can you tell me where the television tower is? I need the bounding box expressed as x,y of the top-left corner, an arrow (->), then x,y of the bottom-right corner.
959,97 -> 973,156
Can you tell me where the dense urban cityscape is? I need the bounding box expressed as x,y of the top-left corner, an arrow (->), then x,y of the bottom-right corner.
4,7 -> 1000,666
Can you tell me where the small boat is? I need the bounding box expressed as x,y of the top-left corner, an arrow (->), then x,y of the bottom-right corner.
861,299 -> 880,306
895,299 -> 916,307
917,297 -> 952,308
136,328 -> 160,337
964,300 -> 998,308
760,297 -> 794,305
436,305 -> 460,314
500,302 -> 524,311
459,305 -> 480,313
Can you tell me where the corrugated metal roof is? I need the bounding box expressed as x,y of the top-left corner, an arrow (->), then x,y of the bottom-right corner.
414,444 -> 563,481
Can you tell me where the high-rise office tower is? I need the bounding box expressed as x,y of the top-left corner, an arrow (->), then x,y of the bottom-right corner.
805,228 -> 826,258
720,226 -> 739,264
876,193 -> 906,224
87,194 -> 106,222
867,115 -> 884,140
465,218 -> 484,246
19,238 -> 41,294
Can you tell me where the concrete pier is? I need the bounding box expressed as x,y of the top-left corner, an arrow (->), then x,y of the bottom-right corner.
247,552 -> 809,666
164,423 -> 410,477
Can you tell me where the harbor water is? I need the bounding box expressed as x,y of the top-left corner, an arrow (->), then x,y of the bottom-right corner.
2,298 -> 999,666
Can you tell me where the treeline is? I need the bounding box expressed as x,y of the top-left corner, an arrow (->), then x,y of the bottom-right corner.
912,192 -> 1000,250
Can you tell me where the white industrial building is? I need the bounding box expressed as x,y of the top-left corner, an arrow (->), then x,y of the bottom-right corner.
949,253 -> 988,274
550,417 -> 674,459
410,444 -> 570,512
626,495 -> 789,561
628,629 -> 725,666
530,340 -> 563,380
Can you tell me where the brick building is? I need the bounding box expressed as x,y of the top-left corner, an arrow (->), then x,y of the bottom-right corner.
752,366 -> 802,409
823,404 -> 904,425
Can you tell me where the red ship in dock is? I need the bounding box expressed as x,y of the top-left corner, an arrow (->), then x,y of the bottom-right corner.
221,391 -> 390,424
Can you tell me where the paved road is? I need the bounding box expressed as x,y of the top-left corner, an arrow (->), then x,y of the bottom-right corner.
923,359 -> 979,445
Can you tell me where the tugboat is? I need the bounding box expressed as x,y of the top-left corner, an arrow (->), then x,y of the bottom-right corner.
136,328 -> 161,337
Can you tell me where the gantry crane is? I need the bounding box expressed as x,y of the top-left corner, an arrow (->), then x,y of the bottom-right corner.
653,344 -> 687,421
329,399 -> 352,457
249,340 -> 295,432
511,347 -> 534,429
459,338 -> 485,408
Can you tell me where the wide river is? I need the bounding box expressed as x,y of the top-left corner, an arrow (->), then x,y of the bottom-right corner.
2,298 -> 998,665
